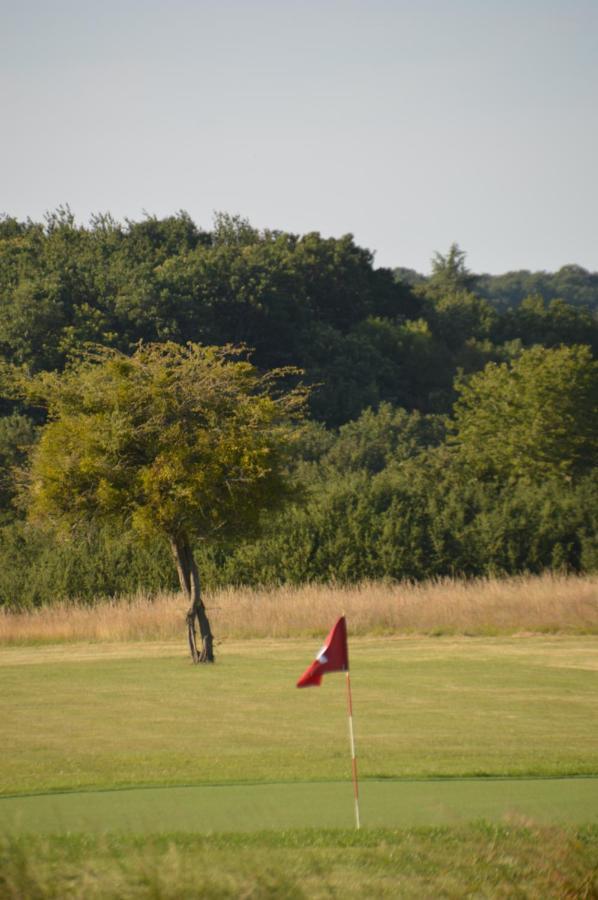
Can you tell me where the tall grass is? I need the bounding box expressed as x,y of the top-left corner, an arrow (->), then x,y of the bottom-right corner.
1,573 -> 597,645
2,826 -> 597,900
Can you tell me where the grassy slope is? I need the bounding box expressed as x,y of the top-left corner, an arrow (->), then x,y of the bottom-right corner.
2,636 -> 597,796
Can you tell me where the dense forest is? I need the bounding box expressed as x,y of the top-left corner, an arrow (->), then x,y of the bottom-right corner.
0,209 -> 596,607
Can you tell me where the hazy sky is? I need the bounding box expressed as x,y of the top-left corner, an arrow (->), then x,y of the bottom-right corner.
2,0 -> 597,273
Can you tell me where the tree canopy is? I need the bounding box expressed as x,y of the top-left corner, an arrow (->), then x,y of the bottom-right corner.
451,345 -> 598,482
0,211 -> 596,607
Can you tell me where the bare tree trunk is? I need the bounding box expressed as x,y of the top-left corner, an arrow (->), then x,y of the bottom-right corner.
169,535 -> 214,664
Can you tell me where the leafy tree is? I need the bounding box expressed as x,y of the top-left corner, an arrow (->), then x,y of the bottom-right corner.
425,290 -> 498,351
17,342 -> 307,661
451,345 -> 598,482
323,403 -> 446,474
423,243 -> 478,300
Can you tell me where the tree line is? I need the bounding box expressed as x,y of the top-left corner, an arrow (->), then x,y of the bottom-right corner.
0,211 -> 596,608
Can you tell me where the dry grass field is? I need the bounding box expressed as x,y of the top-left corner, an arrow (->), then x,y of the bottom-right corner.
1,573 -> 596,644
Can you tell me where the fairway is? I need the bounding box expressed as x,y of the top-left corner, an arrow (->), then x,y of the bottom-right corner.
2,636 -> 598,796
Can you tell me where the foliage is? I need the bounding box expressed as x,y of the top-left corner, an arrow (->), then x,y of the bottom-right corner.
1,384 -> 596,606
494,294 -> 598,352
0,412 -> 36,521
476,263 -> 598,311
424,290 -> 498,351
320,402 -> 447,474
0,212 -> 417,424
18,342 -> 306,547
1,212 -> 595,428
452,345 -> 598,482
0,213 -> 596,603
423,242 -> 479,299
401,255 -> 598,312
0,522 -> 175,608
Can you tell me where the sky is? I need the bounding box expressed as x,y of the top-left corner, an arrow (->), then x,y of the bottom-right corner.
1,0 -> 597,274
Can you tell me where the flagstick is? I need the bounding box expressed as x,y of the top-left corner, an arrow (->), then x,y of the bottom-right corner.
345,670 -> 361,829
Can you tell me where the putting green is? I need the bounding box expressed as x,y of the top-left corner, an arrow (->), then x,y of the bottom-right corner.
2,778 -> 597,834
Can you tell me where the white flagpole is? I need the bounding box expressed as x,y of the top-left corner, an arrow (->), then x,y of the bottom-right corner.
345,670 -> 361,829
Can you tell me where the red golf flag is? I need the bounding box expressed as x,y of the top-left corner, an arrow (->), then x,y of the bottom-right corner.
296,616 -> 349,687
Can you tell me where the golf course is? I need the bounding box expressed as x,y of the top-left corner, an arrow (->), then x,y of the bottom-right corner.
3,0 -> 598,890
2,623 -> 597,897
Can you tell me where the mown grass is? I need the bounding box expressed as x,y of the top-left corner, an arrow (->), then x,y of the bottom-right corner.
2,825 -> 597,899
1,573 -> 597,645
2,637 -> 597,795
3,778 -> 598,835
3,630 -> 597,897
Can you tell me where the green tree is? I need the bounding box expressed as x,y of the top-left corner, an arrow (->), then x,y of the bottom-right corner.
494,295 -> 598,352
425,291 -> 498,351
424,243 -> 478,300
323,402 -> 446,474
476,264 -> 598,311
0,411 -> 36,521
451,345 -> 598,482
18,342 -> 307,661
